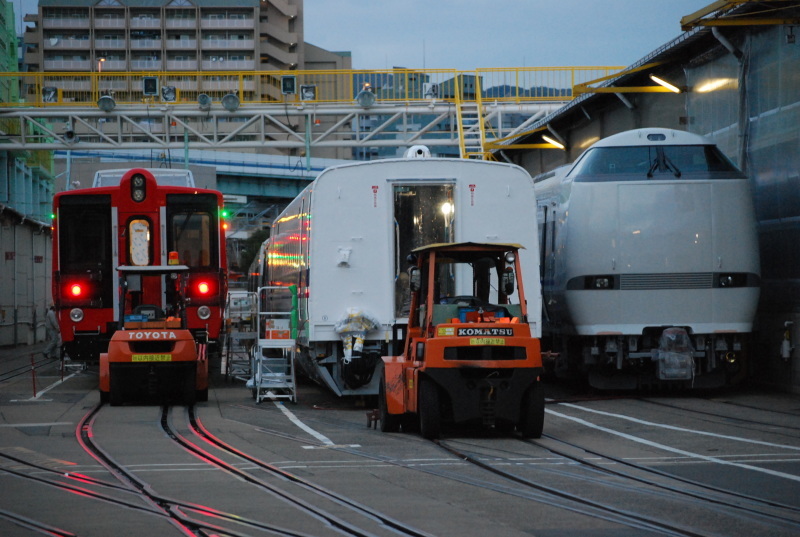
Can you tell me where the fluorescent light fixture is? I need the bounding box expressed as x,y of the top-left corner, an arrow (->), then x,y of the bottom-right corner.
649,74 -> 681,93
542,134 -> 565,150
695,78 -> 736,93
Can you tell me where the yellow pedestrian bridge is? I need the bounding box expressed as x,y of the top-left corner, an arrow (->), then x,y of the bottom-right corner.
0,67 -> 622,158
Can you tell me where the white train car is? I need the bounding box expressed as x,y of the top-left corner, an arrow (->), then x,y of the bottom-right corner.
262,150 -> 541,396
535,128 -> 760,389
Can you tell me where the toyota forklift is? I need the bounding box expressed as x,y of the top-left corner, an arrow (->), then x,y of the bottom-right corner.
379,242 -> 545,439
99,260 -> 209,405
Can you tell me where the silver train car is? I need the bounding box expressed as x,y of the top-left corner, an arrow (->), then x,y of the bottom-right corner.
535,128 -> 760,389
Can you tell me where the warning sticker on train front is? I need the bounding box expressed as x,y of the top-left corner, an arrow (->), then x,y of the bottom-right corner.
131,354 -> 172,362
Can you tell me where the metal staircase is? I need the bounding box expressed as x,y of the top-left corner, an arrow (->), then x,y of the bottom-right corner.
223,291 -> 257,382
251,286 -> 299,403
455,74 -> 488,159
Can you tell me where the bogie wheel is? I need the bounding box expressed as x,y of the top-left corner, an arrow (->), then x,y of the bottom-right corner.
518,380 -> 545,438
379,374 -> 401,432
99,390 -> 109,404
419,377 -> 442,440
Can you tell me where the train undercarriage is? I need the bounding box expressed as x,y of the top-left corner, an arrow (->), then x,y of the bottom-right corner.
546,327 -> 749,390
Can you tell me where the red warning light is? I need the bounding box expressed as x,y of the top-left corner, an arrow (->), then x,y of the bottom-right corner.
197,281 -> 211,295
69,283 -> 84,297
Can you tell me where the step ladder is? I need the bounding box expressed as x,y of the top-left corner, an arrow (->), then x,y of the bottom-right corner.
251,285 -> 298,403
223,291 -> 257,382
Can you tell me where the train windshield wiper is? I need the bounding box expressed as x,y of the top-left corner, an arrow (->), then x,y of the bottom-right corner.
646,158 -> 659,178
664,155 -> 682,178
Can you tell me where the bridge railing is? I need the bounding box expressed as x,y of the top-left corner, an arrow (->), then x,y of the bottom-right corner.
0,67 -> 622,108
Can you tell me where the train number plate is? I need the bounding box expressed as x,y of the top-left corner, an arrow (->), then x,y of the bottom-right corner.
131,354 -> 172,362
469,338 -> 506,346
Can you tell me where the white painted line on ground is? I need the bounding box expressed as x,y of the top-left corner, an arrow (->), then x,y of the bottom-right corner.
546,408 -> 800,483
557,402 -> 800,451
273,400 -> 335,446
9,371 -> 82,402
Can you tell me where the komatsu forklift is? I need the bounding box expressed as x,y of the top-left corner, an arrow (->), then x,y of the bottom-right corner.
379,242 -> 545,439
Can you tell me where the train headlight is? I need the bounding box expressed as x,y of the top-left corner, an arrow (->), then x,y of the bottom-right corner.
505,251 -> 516,264
131,173 -> 146,202
197,305 -> 211,320
717,273 -> 746,287
69,308 -> 84,322
588,276 -> 614,289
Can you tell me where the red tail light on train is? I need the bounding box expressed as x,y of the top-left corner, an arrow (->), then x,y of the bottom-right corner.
59,277 -> 100,306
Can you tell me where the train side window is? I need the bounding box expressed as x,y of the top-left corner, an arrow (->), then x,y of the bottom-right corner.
538,205 -> 548,278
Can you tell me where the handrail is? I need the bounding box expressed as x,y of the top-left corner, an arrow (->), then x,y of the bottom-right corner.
0,66 -> 624,108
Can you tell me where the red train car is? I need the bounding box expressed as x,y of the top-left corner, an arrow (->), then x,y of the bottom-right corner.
52,168 -> 227,364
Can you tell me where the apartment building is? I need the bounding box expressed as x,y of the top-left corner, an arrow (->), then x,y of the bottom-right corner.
22,0 -> 349,103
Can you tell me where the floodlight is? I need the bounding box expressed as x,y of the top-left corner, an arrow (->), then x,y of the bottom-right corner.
97,95 -> 116,112
356,86 -> 376,108
221,93 -> 240,112
198,93 -> 212,111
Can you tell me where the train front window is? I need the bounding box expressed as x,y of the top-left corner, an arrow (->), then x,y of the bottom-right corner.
171,212 -> 212,267
570,145 -> 743,181
167,193 -> 219,269
58,195 -> 112,274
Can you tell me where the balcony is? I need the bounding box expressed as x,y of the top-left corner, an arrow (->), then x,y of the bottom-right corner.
130,17 -> 161,29
46,78 -> 91,91
43,60 -> 91,71
201,39 -> 254,50
167,39 -> 197,50
43,18 -> 91,29
130,59 -> 163,70
200,18 -> 255,29
94,18 -> 125,29
166,60 -> 199,71
201,59 -> 255,70
165,18 -> 198,29
131,39 -> 163,50
99,60 -> 127,71
94,39 -> 125,49
200,79 -> 256,92
44,38 -> 91,50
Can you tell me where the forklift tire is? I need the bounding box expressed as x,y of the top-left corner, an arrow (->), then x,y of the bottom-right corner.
419,377 -> 442,440
379,375 -> 400,432
99,390 -> 109,404
518,380 -> 545,439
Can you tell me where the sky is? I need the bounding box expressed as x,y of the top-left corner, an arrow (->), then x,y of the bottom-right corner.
303,0 -> 712,70
10,0 -> 712,70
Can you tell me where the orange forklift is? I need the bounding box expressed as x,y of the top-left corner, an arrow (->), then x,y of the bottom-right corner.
99,262 -> 209,405
379,242 -> 544,439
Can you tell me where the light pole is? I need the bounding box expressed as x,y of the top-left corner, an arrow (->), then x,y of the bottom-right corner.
98,57 -> 105,73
